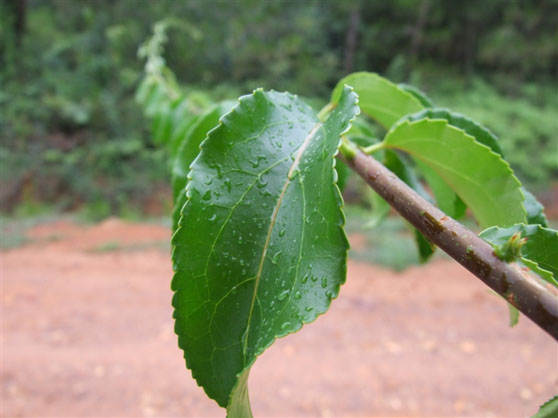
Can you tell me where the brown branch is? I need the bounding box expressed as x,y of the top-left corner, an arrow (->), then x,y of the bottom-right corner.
342,149 -> 558,341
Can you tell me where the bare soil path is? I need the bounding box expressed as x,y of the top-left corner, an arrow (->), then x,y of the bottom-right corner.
2,219 -> 556,417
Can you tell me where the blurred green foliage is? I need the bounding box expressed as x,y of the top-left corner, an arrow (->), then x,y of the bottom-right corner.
1,0 -> 556,217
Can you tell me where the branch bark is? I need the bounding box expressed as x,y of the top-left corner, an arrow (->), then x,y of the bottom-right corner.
342,149 -> 558,341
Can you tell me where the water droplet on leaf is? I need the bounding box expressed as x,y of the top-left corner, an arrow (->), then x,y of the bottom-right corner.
277,289 -> 290,301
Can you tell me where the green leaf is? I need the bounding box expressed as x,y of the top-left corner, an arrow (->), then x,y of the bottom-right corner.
414,159 -> 466,219
398,83 -> 434,107
519,258 -> 556,285
383,119 -> 526,228
171,87 -> 359,414
167,99 -> 198,156
532,396 -> 558,418
522,188 -> 548,226
400,109 -> 548,225
384,150 -> 430,201
383,150 -> 436,262
136,76 -> 170,117
331,72 -> 423,129
400,107 -> 505,221
400,109 -> 550,228
480,224 -> 558,286
172,101 -> 235,231
401,108 -> 504,156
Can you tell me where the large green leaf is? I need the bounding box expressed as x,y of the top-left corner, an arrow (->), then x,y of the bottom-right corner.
171,101 -> 235,231
480,223 -> 558,286
383,119 -> 526,228
400,109 -> 547,226
331,72 -> 423,129
171,87 -> 359,415
401,108 -> 501,219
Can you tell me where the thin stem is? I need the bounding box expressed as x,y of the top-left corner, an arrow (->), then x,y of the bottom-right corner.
362,141 -> 386,155
342,149 -> 558,341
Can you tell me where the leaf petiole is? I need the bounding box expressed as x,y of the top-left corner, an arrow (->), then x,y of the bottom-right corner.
362,141 -> 386,155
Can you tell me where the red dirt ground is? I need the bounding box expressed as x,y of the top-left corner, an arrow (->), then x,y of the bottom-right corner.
2,219 -> 557,417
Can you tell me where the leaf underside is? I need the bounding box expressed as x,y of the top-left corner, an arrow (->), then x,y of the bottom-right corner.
171,87 -> 359,414
383,119 -> 526,228
401,108 -> 547,226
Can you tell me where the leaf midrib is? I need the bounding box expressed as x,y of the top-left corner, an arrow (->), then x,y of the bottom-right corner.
241,121 -> 323,360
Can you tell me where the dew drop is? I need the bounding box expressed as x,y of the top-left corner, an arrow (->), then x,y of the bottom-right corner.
321,277 -> 328,288
277,289 -> 290,301
301,274 -> 309,284
224,178 -> 232,193
278,228 -> 286,237
202,190 -> 211,201
281,322 -> 291,331
271,250 -> 283,264
208,214 -> 217,222
305,306 -> 314,312
294,291 -> 302,300
257,177 -> 268,188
